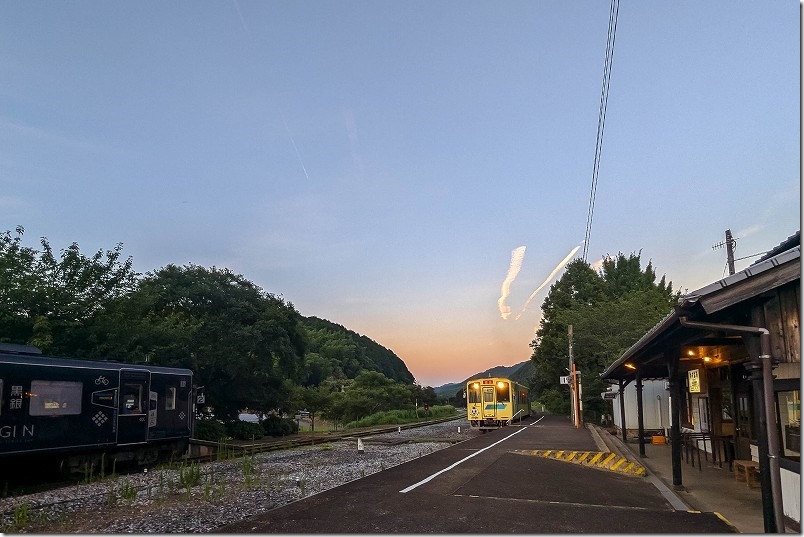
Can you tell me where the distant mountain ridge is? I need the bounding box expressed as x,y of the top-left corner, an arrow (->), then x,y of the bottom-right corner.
432,359 -> 533,398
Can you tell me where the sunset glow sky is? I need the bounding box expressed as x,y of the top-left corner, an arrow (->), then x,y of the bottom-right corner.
2,1 -> 799,387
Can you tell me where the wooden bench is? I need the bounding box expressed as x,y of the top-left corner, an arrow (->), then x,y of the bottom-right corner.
733,459 -> 760,488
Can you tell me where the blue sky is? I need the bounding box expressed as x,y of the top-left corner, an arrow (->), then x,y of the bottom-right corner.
1,1 -> 799,387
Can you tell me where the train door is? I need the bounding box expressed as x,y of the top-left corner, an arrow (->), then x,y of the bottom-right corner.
483,386 -> 496,419
118,370 -> 150,445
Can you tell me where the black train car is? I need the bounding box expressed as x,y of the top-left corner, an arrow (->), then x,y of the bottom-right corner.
0,343 -> 194,474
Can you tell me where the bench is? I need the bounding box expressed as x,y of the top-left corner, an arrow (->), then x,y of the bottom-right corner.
733,459 -> 760,488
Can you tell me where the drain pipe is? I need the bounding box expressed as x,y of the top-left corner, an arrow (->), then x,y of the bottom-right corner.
678,317 -> 785,533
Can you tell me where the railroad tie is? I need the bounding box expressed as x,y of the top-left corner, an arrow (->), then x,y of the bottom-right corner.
513,449 -> 645,476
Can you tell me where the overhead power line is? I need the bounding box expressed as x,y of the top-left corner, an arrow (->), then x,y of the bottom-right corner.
582,0 -> 620,262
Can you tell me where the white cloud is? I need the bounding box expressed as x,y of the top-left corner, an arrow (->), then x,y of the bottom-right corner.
498,246 -> 526,320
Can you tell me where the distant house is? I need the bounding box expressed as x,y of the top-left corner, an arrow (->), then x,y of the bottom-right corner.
601,231 -> 800,531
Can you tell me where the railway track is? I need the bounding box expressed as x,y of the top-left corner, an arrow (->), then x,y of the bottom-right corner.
187,414 -> 464,462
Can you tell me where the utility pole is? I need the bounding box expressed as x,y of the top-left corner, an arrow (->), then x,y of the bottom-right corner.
568,325 -> 574,426
712,229 -> 737,275
568,325 -> 582,428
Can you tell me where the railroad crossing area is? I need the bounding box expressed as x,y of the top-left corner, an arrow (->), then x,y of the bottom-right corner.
219,414 -> 735,533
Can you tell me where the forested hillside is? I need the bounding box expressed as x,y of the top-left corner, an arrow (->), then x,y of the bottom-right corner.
0,227 -> 422,425
302,317 -> 413,384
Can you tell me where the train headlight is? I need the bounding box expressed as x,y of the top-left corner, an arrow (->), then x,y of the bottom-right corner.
497,381 -> 505,389
472,383 -> 479,389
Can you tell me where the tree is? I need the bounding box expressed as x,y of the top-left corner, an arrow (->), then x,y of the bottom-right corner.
529,259 -> 602,403
293,384 -> 333,432
0,226 -> 138,352
91,264 -> 307,419
324,371 -> 417,424
529,253 -> 676,418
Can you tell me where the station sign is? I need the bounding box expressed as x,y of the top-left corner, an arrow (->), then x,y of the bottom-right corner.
688,369 -> 701,393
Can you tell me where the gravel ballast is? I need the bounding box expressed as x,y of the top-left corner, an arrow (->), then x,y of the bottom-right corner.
1,418 -> 477,533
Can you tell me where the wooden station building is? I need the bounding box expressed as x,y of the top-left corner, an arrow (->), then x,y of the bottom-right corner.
601,231 -> 800,532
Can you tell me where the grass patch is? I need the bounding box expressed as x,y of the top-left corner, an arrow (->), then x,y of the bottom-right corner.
345,405 -> 456,428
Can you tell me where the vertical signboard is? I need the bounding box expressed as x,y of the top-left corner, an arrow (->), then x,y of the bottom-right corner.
688,369 -> 701,393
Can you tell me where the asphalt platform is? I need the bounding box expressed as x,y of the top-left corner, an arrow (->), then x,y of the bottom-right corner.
218,414 -> 736,533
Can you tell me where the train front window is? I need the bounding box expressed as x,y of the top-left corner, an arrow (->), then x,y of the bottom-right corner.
482,387 -> 494,404
29,380 -> 83,416
496,382 -> 510,403
468,386 -> 481,403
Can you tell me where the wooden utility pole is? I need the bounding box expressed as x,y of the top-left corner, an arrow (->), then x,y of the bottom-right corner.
712,229 -> 737,275
568,325 -> 582,428
568,325 -> 575,426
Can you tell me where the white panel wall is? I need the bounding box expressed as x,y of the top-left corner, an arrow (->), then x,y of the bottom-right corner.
610,380 -> 670,430
781,467 -> 801,524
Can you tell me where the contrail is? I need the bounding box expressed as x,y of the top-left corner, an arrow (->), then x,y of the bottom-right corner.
498,246 -> 526,320
515,242 -> 583,319
282,117 -> 310,181
232,0 -> 251,40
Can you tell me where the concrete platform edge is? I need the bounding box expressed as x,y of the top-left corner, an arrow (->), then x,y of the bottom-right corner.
589,424 -> 692,512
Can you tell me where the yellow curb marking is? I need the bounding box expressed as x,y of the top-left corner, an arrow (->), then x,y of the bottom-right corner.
514,449 -> 646,476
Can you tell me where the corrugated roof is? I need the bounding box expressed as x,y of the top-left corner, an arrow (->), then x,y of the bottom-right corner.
752,230 -> 800,265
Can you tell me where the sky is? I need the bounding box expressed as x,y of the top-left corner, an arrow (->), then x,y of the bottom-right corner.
1,1 -> 800,387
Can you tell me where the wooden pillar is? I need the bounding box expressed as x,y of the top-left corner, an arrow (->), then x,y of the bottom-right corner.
743,333 -> 776,533
666,347 -> 682,488
619,378 -> 627,444
636,370 -> 646,457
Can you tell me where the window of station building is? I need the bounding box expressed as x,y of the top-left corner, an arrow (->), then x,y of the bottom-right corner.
495,381 -> 510,403
165,386 -> 177,411
777,389 -> 800,462
29,380 -> 82,416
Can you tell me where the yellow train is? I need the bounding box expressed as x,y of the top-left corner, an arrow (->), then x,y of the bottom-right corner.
466,377 -> 530,430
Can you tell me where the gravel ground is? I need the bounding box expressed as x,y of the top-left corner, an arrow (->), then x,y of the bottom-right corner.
0,418 -> 477,534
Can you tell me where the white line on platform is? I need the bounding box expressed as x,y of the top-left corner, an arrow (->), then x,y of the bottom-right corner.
529,415 -> 545,425
399,427 -> 527,493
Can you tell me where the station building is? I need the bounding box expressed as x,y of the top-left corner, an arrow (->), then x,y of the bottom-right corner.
601,231 -> 800,532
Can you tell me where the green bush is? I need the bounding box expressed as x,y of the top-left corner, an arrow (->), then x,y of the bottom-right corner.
346,405 -> 455,428
193,418 -> 228,441
227,421 -> 264,440
261,414 -> 299,437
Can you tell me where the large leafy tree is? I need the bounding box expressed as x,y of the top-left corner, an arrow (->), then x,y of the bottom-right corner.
0,226 -> 138,351
91,264 -> 307,419
529,253 -> 676,418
